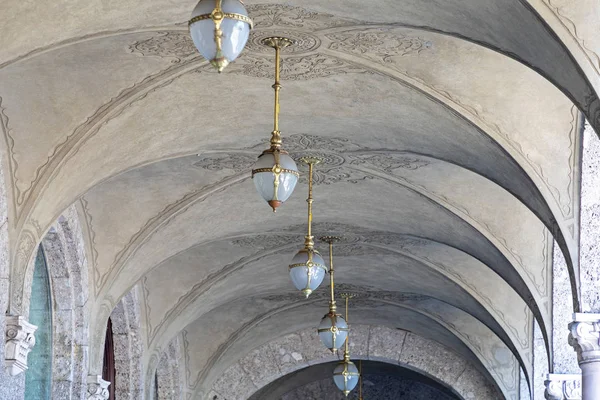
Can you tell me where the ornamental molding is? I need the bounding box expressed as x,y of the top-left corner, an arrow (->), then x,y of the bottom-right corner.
194,134 -> 431,186
202,52 -> 368,81
327,28 -> 433,62
568,313 -> 600,364
540,0 -> 600,77
544,374 -> 582,400
87,375 -> 111,400
5,315 -> 37,376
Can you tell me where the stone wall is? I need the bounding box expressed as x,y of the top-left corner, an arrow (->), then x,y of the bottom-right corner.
0,145 -> 26,399
206,325 -> 502,400
111,287 -> 144,400
281,374 -> 457,400
580,123 -> 600,313
42,206 -> 90,399
157,336 -> 183,400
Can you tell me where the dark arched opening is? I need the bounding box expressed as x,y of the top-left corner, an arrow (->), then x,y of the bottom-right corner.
102,318 -> 116,400
249,360 -> 462,400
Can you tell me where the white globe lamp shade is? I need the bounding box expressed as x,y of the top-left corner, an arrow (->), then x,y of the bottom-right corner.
333,360 -> 360,396
252,151 -> 299,212
189,0 -> 252,72
288,249 -> 327,297
318,313 -> 348,352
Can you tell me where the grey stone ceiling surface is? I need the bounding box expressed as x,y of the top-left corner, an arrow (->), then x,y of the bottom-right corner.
1,1 -> 599,399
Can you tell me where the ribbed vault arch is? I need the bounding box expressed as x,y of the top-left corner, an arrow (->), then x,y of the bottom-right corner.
0,3 -> 596,400
198,325 -> 504,399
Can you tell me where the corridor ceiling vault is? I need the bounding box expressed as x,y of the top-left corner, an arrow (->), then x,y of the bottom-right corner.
1,1 -> 599,399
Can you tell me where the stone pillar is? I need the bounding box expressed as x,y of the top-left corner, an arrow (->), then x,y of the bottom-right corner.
87,375 -> 110,400
544,374 -> 582,399
568,314 -> 600,399
4,315 -> 37,376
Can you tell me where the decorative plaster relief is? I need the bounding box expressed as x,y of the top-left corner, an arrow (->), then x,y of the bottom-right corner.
545,374 -> 582,400
327,28 -> 433,61
248,4 -> 357,30
568,313 -> 600,364
541,0 -> 600,75
5,315 -> 37,376
129,32 -> 196,62
211,52 -> 367,81
87,375 -> 110,400
194,133 -> 430,186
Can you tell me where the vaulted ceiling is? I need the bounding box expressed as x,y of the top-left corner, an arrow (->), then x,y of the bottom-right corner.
1,1 -> 598,399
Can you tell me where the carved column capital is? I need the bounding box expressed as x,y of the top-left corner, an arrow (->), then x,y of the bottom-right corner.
87,375 -> 110,400
5,315 -> 37,376
569,313 -> 600,364
544,374 -> 582,399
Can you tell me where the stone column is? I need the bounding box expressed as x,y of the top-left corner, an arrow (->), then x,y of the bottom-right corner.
568,314 -> 600,399
544,374 -> 582,399
4,315 -> 37,376
87,375 -> 110,400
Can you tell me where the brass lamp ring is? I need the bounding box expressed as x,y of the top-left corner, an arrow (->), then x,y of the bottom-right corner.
288,262 -> 327,271
251,167 -> 299,177
189,12 -> 254,28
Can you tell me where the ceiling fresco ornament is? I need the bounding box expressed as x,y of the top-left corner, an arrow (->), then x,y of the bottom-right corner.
246,4 -> 358,30
194,153 -> 256,173
246,30 -> 321,54
327,28 -> 433,62
260,285 -> 430,305
129,31 -> 197,62
212,52 -> 368,81
193,134 -> 431,186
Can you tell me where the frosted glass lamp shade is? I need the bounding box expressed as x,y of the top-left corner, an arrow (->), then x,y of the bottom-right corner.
252,151 -> 299,212
288,249 -> 327,297
189,0 -> 252,72
318,313 -> 348,352
333,360 -> 360,396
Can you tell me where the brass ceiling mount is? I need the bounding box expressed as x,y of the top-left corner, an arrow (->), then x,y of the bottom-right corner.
299,156 -> 323,166
261,36 -> 296,50
319,235 -> 342,244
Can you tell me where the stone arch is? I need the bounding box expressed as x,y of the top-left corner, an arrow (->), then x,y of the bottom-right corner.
251,360 -> 462,400
109,286 -> 144,399
39,205 -> 90,399
204,325 -> 502,400
156,336 -> 183,400
0,136 -> 21,398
